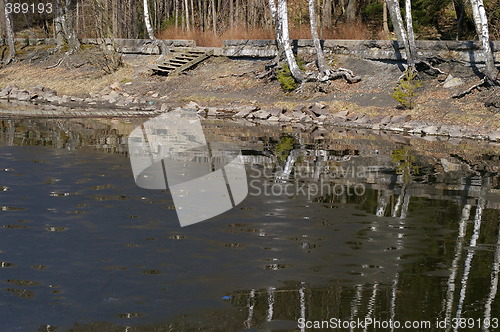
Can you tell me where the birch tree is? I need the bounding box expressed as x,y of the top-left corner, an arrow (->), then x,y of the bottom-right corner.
470,0 -> 497,82
271,0 -> 305,82
385,0 -> 415,68
143,0 -> 155,39
308,0 -> 327,76
3,0 -> 15,64
54,0 -> 80,51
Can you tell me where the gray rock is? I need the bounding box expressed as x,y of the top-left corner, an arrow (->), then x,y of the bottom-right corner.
253,110 -> 271,120
17,90 -> 31,101
185,101 -> 199,110
267,108 -> 282,117
332,110 -> 349,118
234,106 -> 258,118
310,103 -> 329,116
268,115 -> 280,122
279,113 -> 292,122
380,115 -> 392,124
488,130 -> 500,141
355,115 -> 370,124
441,158 -> 462,172
443,77 -> 464,88
422,125 -> 440,135
391,114 -> 411,123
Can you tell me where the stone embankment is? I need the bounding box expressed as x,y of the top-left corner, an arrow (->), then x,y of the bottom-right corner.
1,85 -> 499,142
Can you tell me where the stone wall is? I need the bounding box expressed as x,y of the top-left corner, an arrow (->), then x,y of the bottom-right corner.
4,38 -> 195,54
3,37 -> 499,63
222,39 -> 500,63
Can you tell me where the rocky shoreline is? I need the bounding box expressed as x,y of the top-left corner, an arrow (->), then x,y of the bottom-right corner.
1,85 -> 499,143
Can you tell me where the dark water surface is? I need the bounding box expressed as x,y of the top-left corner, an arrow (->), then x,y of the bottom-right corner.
0,118 -> 499,331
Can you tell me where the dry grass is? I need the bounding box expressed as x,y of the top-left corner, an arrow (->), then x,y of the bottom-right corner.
0,63 -> 135,96
157,22 -> 382,47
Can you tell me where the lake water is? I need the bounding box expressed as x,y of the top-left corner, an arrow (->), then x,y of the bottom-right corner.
0,117 -> 499,331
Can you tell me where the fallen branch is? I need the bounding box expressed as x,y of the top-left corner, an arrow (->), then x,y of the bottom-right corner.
45,58 -> 64,69
452,77 -> 487,99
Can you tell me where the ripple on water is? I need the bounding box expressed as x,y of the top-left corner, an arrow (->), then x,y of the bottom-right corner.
2,225 -> 28,229
6,279 -> 40,287
142,270 -> 161,275
6,288 -> 36,298
0,262 -> 15,268
117,312 -> 143,319
45,227 -> 68,232
0,206 -> 26,211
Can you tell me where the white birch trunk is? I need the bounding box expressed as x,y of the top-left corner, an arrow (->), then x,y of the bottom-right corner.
404,0 -> 416,66
184,0 -> 190,31
143,0 -> 155,39
3,0 -> 15,63
277,0 -> 305,82
386,0 -> 412,66
470,0 -> 497,81
308,0 -> 328,75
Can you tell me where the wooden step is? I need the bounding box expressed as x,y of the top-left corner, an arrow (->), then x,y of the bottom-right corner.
152,49 -> 214,76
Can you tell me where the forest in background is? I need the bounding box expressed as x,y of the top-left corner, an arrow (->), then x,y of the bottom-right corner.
0,0 -> 498,47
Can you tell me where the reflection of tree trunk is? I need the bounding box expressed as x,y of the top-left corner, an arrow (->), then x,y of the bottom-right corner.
267,286 -> 275,321
455,194 -> 486,324
276,150 -> 299,182
349,284 -> 363,332
363,283 -> 378,332
244,289 -> 256,329
444,204 -> 471,330
390,273 -> 399,332
484,226 -> 500,326
376,190 -> 391,217
299,282 -> 306,332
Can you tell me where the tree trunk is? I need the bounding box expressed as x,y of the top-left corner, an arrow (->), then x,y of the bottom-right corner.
143,0 -> 155,39
3,0 -> 15,64
470,0 -> 497,82
184,0 -> 190,31
276,0 -> 305,82
383,0 -> 389,35
346,0 -> 356,21
211,0 -> 216,34
308,0 -> 328,75
64,0 -> 81,50
386,0 -> 412,67
404,0 -> 416,66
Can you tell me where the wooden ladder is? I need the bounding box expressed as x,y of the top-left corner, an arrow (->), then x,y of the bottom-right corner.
152,48 -> 214,76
